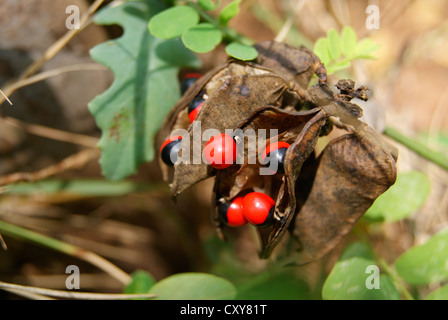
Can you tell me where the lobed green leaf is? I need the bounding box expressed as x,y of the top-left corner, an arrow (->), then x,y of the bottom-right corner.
89,0 -> 200,180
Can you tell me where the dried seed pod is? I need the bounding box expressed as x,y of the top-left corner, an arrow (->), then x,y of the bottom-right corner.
157,40 -> 398,263
289,126 -> 397,265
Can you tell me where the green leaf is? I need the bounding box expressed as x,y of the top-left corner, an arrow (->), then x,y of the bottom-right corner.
425,284 -> 448,300
148,5 -> 199,39
313,38 -> 330,65
198,0 -> 220,10
89,0 -> 200,180
124,270 -> 156,298
340,26 -> 357,58
225,42 -> 258,61
395,227 -> 448,285
322,243 -> 400,300
338,241 -> 375,261
325,61 -> 351,75
148,273 -> 237,300
219,0 -> 241,26
327,28 -> 341,61
236,270 -> 314,300
364,171 -> 431,222
355,38 -> 380,58
181,23 -> 222,53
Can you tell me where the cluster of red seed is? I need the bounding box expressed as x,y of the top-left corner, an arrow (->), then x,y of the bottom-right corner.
160,73 -> 292,228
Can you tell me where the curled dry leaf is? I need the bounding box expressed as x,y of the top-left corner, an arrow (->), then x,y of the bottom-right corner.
156,40 -> 397,264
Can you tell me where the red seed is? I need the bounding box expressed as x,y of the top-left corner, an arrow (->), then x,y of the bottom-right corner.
203,133 -> 237,169
218,196 -> 247,227
243,192 -> 275,226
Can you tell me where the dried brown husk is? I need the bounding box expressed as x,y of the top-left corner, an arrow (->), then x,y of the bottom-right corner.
157,40 -> 398,263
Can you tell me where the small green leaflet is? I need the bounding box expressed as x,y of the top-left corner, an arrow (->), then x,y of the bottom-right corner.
313,26 -> 380,75
395,227 -> 448,285
198,0 -> 220,11
182,23 -> 222,53
322,242 -> 400,300
148,5 -> 199,39
219,0 -> 241,26
148,273 -> 237,300
89,0 -> 200,180
124,270 -> 156,299
364,170 -> 431,222
225,42 -> 258,61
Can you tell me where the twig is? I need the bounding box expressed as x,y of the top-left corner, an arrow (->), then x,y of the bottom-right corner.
0,221 -> 131,285
0,233 -> 7,250
4,116 -> 99,148
0,89 -> 12,105
0,149 -> 99,186
0,280 -> 155,300
0,0 -> 106,106
1,64 -> 108,100
19,0 -> 105,80
384,126 -> 448,172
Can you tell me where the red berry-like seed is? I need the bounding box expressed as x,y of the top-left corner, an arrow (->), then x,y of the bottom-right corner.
243,192 -> 275,226
218,197 -> 247,227
261,141 -> 291,163
160,136 -> 183,166
203,133 -> 237,169
188,101 -> 203,123
261,141 -> 290,174
184,72 -> 202,79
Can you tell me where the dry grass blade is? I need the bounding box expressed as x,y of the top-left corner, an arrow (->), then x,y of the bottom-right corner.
0,280 -> 155,300
0,233 -> 7,250
0,221 -> 131,285
0,149 -> 100,186
0,0 -> 106,106
0,89 -> 12,105
4,117 -> 99,148
1,64 -> 108,100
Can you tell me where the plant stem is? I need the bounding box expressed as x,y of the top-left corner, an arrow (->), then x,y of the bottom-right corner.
384,126 -> 448,172
0,221 -> 131,285
185,0 -> 254,46
376,256 -> 414,300
0,280 -> 156,300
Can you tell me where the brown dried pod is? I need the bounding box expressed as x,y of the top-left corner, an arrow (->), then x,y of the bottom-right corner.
157,40 -> 398,263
